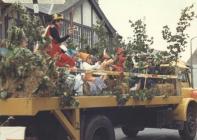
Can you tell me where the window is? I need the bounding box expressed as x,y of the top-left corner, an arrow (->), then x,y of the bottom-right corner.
0,8 -> 2,39
83,27 -> 92,47
63,22 -> 81,47
0,23 -> 2,40
72,25 -> 81,46
93,31 -> 98,45
62,21 -> 97,48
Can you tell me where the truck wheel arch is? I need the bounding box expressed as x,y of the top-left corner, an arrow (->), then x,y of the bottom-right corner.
178,104 -> 197,140
173,98 -> 197,121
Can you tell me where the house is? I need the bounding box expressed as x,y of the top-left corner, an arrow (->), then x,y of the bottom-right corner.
0,0 -> 116,48
187,49 -> 197,88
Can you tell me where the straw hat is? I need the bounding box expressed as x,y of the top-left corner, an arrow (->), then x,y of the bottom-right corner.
52,13 -> 64,21
78,52 -> 91,61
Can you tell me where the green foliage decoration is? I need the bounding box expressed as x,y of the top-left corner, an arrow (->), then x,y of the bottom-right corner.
0,3 -> 79,107
7,3 -> 42,49
130,88 -> 158,101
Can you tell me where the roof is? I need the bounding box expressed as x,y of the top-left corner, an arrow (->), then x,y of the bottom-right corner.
1,0 -> 65,4
22,0 -> 81,15
89,0 -> 116,35
160,60 -> 189,69
23,0 -> 116,35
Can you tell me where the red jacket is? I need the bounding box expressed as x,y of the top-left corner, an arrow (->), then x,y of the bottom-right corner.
45,24 -> 75,67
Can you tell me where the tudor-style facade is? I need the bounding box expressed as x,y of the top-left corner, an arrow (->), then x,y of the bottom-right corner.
0,0 -> 116,48
187,49 -> 197,88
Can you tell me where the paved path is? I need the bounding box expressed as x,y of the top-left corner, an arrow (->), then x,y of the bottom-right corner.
116,128 -> 197,140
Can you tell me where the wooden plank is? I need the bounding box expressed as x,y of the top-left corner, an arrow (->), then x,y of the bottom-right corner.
79,69 -> 177,79
0,96 -> 182,116
53,110 -> 80,140
76,96 -> 182,108
0,98 -> 33,115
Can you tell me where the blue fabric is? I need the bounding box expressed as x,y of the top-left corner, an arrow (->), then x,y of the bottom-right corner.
67,49 -> 77,57
0,48 -> 9,57
89,77 -> 107,95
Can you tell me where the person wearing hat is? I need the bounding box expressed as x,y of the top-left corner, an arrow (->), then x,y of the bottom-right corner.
43,13 -> 75,67
78,52 -> 107,95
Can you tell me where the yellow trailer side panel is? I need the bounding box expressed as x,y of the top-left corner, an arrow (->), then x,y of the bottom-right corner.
0,96 -> 182,116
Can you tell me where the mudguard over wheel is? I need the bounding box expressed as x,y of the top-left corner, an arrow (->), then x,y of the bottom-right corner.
84,115 -> 115,140
179,105 -> 197,140
121,126 -> 139,138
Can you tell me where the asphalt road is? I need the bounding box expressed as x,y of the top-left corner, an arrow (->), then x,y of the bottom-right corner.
115,128 -> 197,140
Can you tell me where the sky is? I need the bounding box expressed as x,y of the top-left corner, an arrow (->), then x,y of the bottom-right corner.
99,0 -> 197,62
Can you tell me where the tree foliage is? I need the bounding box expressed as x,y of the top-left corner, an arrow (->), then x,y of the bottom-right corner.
128,19 -> 154,53
111,34 -> 126,52
93,20 -> 109,54
162,4 -> 196,61
125,19 -> 154,70
7,4 -> 42,49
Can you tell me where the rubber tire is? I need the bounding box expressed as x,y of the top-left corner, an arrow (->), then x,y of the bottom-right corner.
84,115 -> 115,140
121,126 -> 139,138
179,105 -> 197,140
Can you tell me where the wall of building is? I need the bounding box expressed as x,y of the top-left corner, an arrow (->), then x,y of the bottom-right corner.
0,7 -> 5,39
82,0 -> 91,27
63,0 -> 101,27
192,64 -> 197,89
92,9 -> 100,25
73,5 -> 81,24
0,6 -> 17,39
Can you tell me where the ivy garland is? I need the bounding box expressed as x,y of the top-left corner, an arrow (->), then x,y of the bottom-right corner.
131,89 -> 155,101
60,94 -> 79,108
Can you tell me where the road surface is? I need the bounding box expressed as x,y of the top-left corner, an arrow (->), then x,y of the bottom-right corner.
116,128 -> 197,140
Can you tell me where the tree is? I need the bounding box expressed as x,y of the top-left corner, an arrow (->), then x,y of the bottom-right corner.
126,19 -> 154,70
162,4 -> 196,62
128,19 -> 154,54
111,34 -> 126,53
87,20 -> 110,56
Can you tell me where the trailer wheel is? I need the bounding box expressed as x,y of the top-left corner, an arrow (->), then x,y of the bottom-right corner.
179,105 -> 197,140
121,126 -> 139,138
84,115 -> 115,140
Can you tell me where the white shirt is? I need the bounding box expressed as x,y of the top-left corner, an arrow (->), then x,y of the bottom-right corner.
81,61 -> 100,70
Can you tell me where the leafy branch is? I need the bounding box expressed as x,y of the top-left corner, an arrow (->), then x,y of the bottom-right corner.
162,4 -> 196,62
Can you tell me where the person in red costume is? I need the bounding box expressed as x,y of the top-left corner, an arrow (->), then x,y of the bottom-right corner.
44,13 -> 75,67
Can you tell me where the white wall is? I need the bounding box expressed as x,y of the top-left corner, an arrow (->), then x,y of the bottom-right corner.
63,0 -> 103,28
63,6 -> 81,24
73,5 -> 81,24
193,64 -> 197,89
92,9 -> 100,25
82,0 -> 91,26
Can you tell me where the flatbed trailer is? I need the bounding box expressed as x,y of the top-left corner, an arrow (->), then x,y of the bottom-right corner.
0,65 -> 197,140
0,93 -> 196,140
